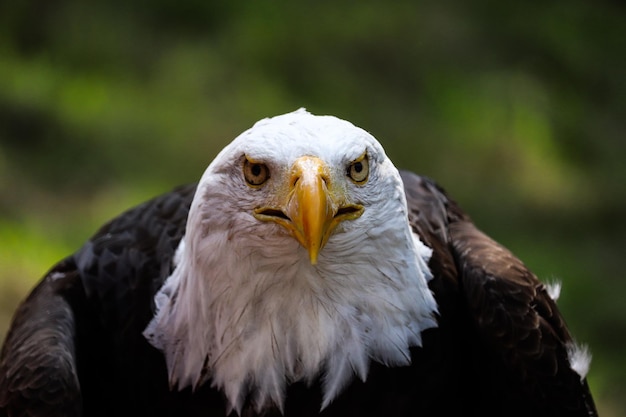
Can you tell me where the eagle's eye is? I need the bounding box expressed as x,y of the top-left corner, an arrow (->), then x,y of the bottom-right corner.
347,153 -> 369,184
243,158 -> 270,187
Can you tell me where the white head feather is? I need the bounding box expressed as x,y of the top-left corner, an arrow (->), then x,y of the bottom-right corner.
144,108 -> 438,414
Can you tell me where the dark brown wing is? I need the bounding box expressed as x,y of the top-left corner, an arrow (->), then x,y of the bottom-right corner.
0,184 -> 197,417
0,260 -> 82,417
400,170 -> 598,417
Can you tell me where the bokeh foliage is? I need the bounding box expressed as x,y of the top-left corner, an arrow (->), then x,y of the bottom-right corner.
0,0 -> 624,415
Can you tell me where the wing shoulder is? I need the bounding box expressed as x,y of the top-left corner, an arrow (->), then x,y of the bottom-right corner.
74,184 -> 196,324
400,170 -> 597,416
449,219 -> 597,415
0,260 -> 82,417
0,184 -> 198,416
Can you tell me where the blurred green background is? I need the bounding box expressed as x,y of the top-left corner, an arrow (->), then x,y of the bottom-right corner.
0,0 -> 624,414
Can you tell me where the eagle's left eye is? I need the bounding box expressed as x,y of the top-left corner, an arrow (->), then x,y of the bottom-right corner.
243,158 -> 270,187
347,153 -> 369,184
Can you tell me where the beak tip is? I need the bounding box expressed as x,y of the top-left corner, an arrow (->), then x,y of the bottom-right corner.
309,249 -> 319,265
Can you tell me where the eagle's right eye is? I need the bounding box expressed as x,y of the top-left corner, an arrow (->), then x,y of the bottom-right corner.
347,152 -> 369,185
243,158 -> 270,187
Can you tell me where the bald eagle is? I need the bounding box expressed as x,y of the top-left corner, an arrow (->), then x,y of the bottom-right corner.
0,109 -> 597,417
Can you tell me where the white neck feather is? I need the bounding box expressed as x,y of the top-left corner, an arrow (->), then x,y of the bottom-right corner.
144,184 -> 436,411
144,170 -> 438,415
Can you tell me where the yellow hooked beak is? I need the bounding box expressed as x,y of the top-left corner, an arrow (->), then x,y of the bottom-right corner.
254,156 -> 364,264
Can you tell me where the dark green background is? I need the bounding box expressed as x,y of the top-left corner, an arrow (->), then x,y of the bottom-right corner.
0,1 -> 624,415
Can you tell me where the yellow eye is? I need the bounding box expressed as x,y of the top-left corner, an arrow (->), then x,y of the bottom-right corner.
243,158 -> 270,187
347,154 -> 369,184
